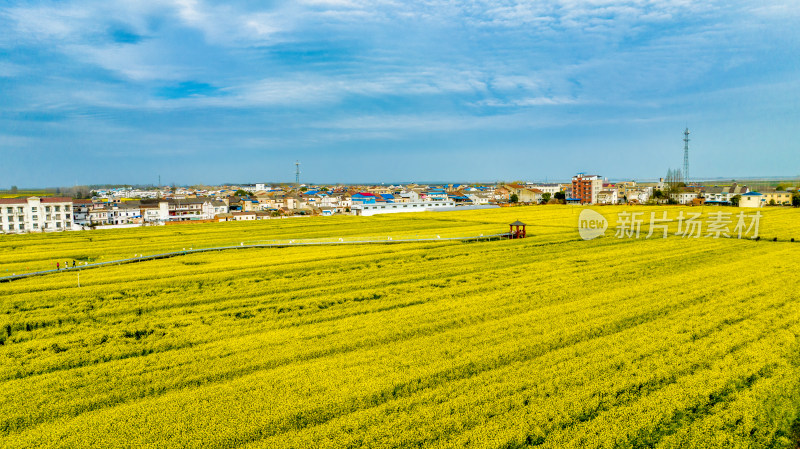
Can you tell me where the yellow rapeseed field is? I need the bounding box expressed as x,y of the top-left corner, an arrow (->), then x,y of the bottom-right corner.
1,205 -> 800,448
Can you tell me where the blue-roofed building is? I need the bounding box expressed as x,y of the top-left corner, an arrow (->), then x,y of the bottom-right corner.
351,193 -> 377,204
740,191 -> 765,208
424,189 -> 449,201
448,194 -> 472,203
566,197 -> 583,205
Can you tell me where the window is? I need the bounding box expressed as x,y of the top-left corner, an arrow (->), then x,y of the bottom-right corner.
32,215 -> 38,221
56,222 -> 61,228
66,214 -> 71,219
54,206 -> 61,212
31,207 -> 38,213
33,223 -> 38,229
5,207 -> 11,213
18,224 -> 23,230
45,206 -> 51,212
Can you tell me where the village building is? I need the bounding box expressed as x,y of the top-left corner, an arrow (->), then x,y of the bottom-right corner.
571,174 -> 603,204
740,191 -> 765,208
0,197 -> 74,233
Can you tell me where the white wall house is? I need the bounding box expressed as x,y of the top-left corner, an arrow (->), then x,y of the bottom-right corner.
671,191 -> 699,205
399,191 -> 421,202
625,189 -> 651,204
526,183 -> 562,196
740,192 -> 765,208
467,194 -> 491,205
109,203 -> 141,224
702,184 -> 748,205
72,200 -> 92,226
596,190 -> 619,204
202,200 -> 229,219
0,197 -> 74,234
352,200 -> 457,216
88,208 -> 110,225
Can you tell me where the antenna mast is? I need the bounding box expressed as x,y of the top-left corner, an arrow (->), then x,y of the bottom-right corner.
683,128 -> 690,184
295,160 -> 301,186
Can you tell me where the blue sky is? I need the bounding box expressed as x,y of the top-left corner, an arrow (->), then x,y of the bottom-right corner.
1,0 -> 799,186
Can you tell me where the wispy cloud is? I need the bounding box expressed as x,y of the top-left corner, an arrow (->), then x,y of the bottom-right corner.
476,97 -> 581,107
2,0 -> 799,184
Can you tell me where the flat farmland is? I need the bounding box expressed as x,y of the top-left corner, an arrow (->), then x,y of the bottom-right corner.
2,206 -> 800,448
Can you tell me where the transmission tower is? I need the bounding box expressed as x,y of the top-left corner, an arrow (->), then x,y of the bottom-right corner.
683,128 -> 690,184
295,160 -> 301,185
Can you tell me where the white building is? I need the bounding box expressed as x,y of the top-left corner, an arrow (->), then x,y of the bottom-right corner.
596,190 -> 619,204
702,184 -> 749,205
526,183 -> 562,196
141,204 -> 169,223
109,202 -> 141,224
202,200 -> 228,219
670,191 -> 700,205
740,192 -> 765,208
352,200 -> 457,216
72,200 -> 93,226
399,191 -> 421,202
625,188 -> 651,204
88,207 -> 110,225
467,193 -> 491,205
0,197 -> 74,234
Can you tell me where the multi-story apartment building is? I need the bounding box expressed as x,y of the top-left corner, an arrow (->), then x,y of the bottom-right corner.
108,201 -> 142,224
168,198 -> 205,220
571,174 -> 603,204
72,199 -> 93,226
146,199 -> 229,222
88,206 -> 110,225
0,197 -> 74,234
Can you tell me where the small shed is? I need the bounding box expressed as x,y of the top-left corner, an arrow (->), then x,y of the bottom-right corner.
509,220 -> 527,239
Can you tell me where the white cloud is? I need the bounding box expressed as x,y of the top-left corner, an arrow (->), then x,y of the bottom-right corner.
0,62 -> 26,77
477,96 -> 580,107
4,4 -> 92,40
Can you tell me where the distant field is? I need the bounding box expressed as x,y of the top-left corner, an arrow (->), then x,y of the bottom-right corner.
694,180 -> 799,190
0,191 -> 53,199
2,206 -> 800,448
